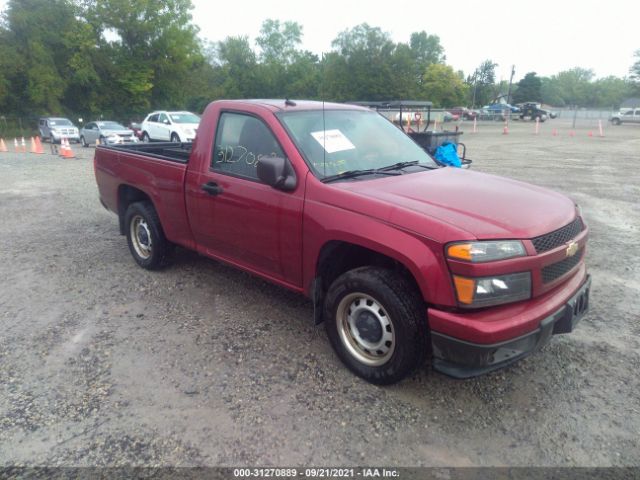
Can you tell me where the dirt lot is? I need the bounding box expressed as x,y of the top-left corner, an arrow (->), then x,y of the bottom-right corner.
0,119 -> 639,468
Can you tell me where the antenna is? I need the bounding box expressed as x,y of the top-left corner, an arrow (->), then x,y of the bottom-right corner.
321,52 -> 326,177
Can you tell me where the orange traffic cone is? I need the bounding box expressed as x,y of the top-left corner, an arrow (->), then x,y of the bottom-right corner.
95,137 -> 100,146
60,138 -> 75,159
502,124 -> 509,135
588,131 -> 593,137
14,138 -> 19,152
569,130 -> 575,137
0,138 -> 7,152
20,137 -> 27,153
552,129 -> 558,136
34,136 -> 44,153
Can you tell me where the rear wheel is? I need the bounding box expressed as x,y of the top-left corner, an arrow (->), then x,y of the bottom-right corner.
124,201 -> 172,270
324,266 -> 427,385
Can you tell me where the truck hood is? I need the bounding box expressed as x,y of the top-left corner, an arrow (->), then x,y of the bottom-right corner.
336,168 -> 577,240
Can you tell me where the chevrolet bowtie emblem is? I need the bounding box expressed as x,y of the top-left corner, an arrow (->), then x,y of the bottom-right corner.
566,241 -> 579,257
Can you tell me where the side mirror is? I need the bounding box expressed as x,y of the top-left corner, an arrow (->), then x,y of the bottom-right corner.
257,157 -> 296,191
163,120 -> 170,125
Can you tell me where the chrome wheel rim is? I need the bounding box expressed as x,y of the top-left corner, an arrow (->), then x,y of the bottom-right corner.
336,293 -> 395,366
130,215 -> 152,259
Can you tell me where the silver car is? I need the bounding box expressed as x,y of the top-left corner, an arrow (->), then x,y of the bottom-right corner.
80,121 -> 138,146
38,117 -> 80,144
611,108 -> 640,125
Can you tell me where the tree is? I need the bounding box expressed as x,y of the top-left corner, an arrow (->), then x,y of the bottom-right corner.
84,0 -> 202,113
0,0 -> 80,114
256,19 -> 302,65
545,67 -> 594,107
212,36 -> 258,98
589,76 -> 633,109
420,64 -> 467,107
630,49 -> 640,81
469,59 -> 498,107
326,24 -> 397,101
512,72 -> 542,104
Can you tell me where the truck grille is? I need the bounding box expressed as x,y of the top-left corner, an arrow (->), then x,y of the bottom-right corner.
532,218 -> 583,253
542,249 -> 583,283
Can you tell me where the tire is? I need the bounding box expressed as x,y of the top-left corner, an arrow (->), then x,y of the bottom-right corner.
612,118 -> 621,126
171,133 -> 180,143
80,136 -> 87,147
142,132 -> 151,142
324,266 -> 428,385
124,201 -> 172,270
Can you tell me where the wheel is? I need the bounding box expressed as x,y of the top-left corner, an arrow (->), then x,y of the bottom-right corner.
142,132 -> 151,142
612,118 -> 621,126
324,266 -> 427,385
171,133 -> 180,143
99,136 -> 106,145
80,136 -> 87,147
124,201 -> 171,270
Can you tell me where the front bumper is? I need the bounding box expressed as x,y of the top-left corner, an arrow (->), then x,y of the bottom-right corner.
431,274 -> 591,378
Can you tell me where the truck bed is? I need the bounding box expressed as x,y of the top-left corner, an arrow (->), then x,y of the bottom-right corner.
98,142 -> 192,163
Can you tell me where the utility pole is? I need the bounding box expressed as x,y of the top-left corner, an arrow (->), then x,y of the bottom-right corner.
506,65 -> 515,105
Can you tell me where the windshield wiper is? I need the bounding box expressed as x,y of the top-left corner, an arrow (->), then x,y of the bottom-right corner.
321,168 -> 401,183
377,161 -> 439,171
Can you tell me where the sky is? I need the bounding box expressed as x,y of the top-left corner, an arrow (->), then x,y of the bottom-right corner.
188,0 -> 638,81
1,0 -> 638,82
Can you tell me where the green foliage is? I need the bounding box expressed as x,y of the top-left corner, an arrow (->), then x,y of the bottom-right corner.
467,60 -> 498,107
0,4 -> 636,121
513,72 -> 542,104
420,64 -> 467,107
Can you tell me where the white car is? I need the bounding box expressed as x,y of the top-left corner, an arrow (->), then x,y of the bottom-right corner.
140,111 -> 200,143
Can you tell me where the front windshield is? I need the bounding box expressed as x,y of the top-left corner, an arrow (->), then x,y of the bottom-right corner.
98,121 -> 125,129
277,109 -> 437,179
169,113 -> 200,124
50,119 -> 72,126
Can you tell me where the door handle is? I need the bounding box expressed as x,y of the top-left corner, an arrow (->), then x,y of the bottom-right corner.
202,182 -> 223,196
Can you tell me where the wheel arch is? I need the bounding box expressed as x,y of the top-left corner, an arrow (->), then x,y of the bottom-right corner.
310,240 -> 428,325
117,184 -> 154,235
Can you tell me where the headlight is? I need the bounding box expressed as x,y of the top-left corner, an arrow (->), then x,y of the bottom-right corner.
453,272 -> 531,308
447,240 -> 526,263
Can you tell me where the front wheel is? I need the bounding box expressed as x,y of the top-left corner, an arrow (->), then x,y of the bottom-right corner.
142,132 -> 151,142
324,267 -> 427,385
124,201 -> 172,270
612,118 -> 621,126
171,133 -> 181,143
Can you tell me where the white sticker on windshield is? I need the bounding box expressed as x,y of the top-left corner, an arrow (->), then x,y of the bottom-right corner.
311,129 -> 355,154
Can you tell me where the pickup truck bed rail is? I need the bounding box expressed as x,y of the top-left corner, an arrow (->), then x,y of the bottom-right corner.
98,142 -> 192,163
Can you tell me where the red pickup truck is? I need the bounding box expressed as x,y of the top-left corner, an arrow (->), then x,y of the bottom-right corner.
94,99 -> 590,384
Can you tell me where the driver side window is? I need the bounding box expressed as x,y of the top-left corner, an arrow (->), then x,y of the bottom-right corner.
212,112 -> 285,181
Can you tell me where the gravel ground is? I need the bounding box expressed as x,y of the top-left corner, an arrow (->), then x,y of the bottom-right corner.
0,120 -> 639,468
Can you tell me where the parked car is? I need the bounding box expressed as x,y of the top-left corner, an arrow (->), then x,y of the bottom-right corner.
610,108 -> 640,125
38,117 -> 80,144
128,122 -> 144,140
140,111 -> 200,143
517,102 -> 557,122
95,99 -> 591,385
80,121 -> 138,146
449,107 -> 478,120
482,104 -> 521,121
443,111 -> 459,122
